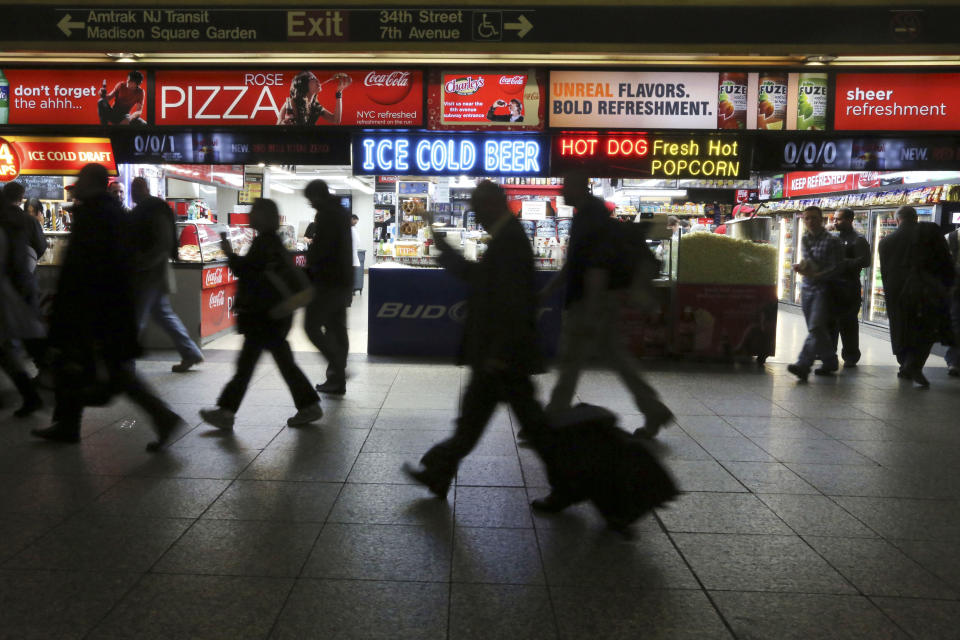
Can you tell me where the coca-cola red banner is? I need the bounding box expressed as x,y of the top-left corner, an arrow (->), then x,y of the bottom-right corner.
155,69 -> 423,127
201,265 -> 238,290
201,281 -> 238,337
428,69 -> 545,131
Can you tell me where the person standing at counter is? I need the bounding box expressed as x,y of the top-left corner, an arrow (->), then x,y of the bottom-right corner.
544,172 -> 673,439
303,180 -> 353,395
879,206 -> 955,387
403,181 -> 546,498
788,206 -> 842,382
830,208 -> 871,368
129,177 -> 204,373
199,199 -> 323,430
32,164 -> 185,449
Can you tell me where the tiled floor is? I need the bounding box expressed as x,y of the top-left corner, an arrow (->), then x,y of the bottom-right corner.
1,308 -> 959,639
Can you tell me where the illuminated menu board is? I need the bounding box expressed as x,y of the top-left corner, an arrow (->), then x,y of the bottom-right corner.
551,133 -> 750,178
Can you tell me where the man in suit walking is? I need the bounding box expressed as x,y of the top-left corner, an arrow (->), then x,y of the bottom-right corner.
404,181 -> 546,498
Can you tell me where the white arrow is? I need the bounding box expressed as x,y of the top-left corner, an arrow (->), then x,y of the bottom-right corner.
58,14 -> 85,37
505,14 -> 533,38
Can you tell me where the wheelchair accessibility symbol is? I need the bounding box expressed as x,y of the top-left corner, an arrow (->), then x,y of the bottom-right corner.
472,11 -> 502,41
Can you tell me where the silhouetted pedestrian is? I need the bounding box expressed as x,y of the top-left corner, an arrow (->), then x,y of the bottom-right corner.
788,206 -> 843,382
404,181 -> 546,498
880,206 -> 955,387
0,223 -> 43,417
830,207 -> 871,368
946,227 -> 960,377
31,164 -> 184,449
200,198 -> 323,430
303,180 -> 353,395
129,177 -> 204,372
545,172 -> 672,438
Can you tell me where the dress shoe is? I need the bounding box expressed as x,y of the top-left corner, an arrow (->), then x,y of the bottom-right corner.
31,424 -> 80,443
315,381 -> 346,395
787,364 -> 810,382
171,355 -> 204,373
911,371 -> 930,389
199,407 -> 235,431
843,362 -> 858,369
531,492 -> 576,513
634,406 -> 674,439
287,403 -> 323,426
147,414 -> 188,452
402,462 -> 451,500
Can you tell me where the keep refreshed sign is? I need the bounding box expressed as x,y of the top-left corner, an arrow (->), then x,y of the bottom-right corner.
154,69 -> 423,126
834,73 -> 960,131
353,133 -> 549,177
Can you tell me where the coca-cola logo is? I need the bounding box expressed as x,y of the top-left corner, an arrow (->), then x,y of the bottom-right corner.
498,74 -> 526,96
445,76 -> 485,96
209,290 -> 226,309
363,70 -> 414,105
204,268 -> 225,287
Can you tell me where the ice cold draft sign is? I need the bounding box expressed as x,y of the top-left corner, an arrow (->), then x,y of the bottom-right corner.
353,133 -> 549,176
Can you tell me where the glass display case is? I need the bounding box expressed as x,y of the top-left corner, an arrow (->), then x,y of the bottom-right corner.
176,222 -> 254,263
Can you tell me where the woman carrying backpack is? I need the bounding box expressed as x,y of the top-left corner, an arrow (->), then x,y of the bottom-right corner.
200,198 -> 322,429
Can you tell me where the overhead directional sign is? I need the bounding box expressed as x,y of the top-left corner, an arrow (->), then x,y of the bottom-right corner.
1,6 -> 959,50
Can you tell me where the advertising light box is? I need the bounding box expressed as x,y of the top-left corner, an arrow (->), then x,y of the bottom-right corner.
111,130 -> 351,165
835,73 -> 960,131
154,69 -> 423,127
754,135 -> 960,172
548,71 -> 825,131
353,133 -> 549,177
0,68 -> 148,126
551,133 -> 749,179
0,135 -> 116,182
428,69 -> 545,130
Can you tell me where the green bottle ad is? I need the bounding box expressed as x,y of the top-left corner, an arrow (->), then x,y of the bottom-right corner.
797,73 -> 828,131
0,70 -> 9,125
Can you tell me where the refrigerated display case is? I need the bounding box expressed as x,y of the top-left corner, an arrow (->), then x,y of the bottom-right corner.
772,214 -> 796,302
864,206 -> 936,326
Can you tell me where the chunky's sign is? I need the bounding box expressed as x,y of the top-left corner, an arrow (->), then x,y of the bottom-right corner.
428,69 -> 545,131
353,133 -> 548,176
154,69 -> 422,126
551,133 -> 748,178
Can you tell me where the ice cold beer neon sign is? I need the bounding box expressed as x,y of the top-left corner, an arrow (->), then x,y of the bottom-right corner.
354,134 -> 547,176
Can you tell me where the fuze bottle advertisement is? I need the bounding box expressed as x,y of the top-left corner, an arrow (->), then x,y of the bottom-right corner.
154,69 -> 423,126
0,69 -> 149,126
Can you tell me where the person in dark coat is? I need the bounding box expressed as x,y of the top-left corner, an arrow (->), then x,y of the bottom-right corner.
31,164 -> 184,449
0,182 -> 36,306
303,180 -> 353,395
129,177 -> 204,372
879,206 -> 955,387
830,207 -> 871,367
200,198 -> 323,430
403,181 -> 547,498
946,228 -> 960,377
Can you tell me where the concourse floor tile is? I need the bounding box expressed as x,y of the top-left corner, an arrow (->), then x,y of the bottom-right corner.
372,408 -> 459,431
129,447 -> 261,480
0,569 -> 141,640
803,418 -> 912,442
454,486 -> 533,529
671,533 -> 856,594
748,438 -> 875,466
265,424 -> 370,453
270,579 -> 448,640
239,448 -> 357,483
0,473 -> 120,516
756,494 -> 877,537
85,477 -> 230,519
641,430 -> 713,462
537,527 -> 698,590
872,597 -> 960,640
551,587 -> 732,639
891,539 -> 960,590
456,455 -> 525,488
656,493 -> 792,535
7,515 -> 192,572
666,460 -> 747,493
673,416 -> 743,439
691,436 -> 777,462
787,464 -> 921,499
346,452 -> 424,484
720,462 -> 820,495
154,519 -> 321,577
833,497 -> 960,542
722,416 -> 828,440
710,592 -> 909,640
202,480 -> 342,523
171,425 -> 282,451
452,527 -> 544,585
327,483 -> 453,528
362,429 -> 515,457
0,513 -> 64,564
88,574 -> 293,640
449,583 -> 556,640
804,536 -> 958,599
302,523 -> 451,582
